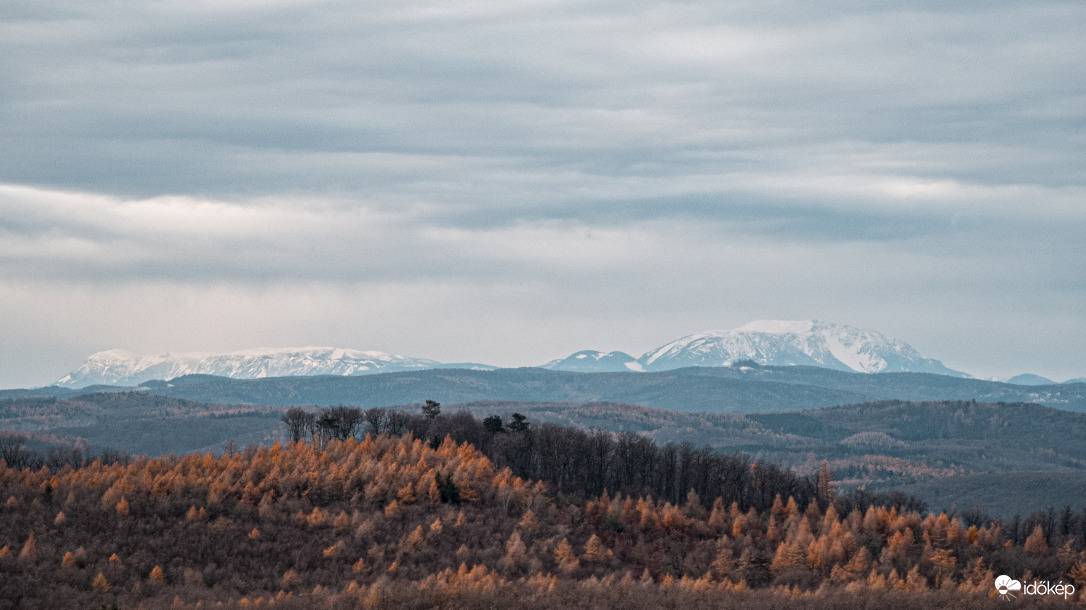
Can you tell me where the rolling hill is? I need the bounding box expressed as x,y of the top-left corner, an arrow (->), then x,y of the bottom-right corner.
21,363 -> 1084,413
4,389 -> 1086,516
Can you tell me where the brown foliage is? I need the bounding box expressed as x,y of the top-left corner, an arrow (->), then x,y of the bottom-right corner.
0,426 -> 1078,608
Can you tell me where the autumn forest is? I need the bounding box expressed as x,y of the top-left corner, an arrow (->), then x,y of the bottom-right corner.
2,407 -> 1085,608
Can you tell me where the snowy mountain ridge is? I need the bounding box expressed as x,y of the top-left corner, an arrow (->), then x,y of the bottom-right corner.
54,347 -> 488,388
638,319 -> 965,376
545,320 -> 966,377
56,320 -> 969,388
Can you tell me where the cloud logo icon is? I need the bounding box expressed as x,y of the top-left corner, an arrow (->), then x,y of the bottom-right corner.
995,575 -> 1022,599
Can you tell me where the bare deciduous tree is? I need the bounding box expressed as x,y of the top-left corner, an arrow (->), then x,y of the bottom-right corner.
281,407 -> 316,443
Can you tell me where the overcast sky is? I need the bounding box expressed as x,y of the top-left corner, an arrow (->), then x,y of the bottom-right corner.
1,1 -> 1084,387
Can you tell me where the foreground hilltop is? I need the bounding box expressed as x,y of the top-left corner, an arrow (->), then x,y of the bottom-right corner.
1,411 -> 1080,608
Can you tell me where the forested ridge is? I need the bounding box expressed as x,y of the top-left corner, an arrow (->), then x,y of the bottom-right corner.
14,364 -> 1081,413
7,392 -> 1086,516
1,410 -> 1084,608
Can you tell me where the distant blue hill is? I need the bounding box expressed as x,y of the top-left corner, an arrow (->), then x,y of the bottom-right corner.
12,363 -> 1086,414
1006,373 -> 1056,386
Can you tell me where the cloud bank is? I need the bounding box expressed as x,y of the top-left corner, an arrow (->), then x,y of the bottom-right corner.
1,1 -> 1083,386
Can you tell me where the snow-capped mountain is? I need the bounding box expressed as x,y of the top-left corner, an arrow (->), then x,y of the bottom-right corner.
58,320 -> 967,387
638,320 -> 966,376
543,320 -> 966,376
55,347 -> 494,388
541,350 -> 643,373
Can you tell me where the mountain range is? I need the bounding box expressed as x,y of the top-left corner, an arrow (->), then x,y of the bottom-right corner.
56,320 -> 970,387
55,347 -> 495,388
52,320 -> 1080,389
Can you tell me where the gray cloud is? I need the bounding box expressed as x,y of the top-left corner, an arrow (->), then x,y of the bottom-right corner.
1,1 -> 1084,386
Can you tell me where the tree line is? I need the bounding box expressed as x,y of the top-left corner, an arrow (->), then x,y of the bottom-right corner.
281,404 -> 832,514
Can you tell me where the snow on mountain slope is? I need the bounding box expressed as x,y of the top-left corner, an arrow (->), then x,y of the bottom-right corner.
54,347 -> 477,388
540,350 -> 642,373
58,321 -> 966,387
638,320 -> 966,376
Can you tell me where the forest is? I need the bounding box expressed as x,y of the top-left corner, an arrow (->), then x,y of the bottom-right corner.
2,407 -> 1085,608
7,391 -> 1086,516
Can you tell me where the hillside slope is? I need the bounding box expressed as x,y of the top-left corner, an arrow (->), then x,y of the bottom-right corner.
38,365 -> 1084,413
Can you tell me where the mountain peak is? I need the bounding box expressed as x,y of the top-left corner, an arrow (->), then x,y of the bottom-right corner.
638,320 -> 965,376
734,319 -> 817,334
541,350 -> 642,373
538,320 -> 965,377
88,348 -> 144,362
1006,373 -> 1056,386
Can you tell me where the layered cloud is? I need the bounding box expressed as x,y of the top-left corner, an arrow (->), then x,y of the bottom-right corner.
1,1 -> 1084,386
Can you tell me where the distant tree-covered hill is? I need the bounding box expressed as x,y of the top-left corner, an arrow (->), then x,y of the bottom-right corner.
11,364 -> 1084,413
4,391 -> 1086,517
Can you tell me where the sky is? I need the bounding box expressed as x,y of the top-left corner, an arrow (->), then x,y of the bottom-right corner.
1,1 -> 1084,388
